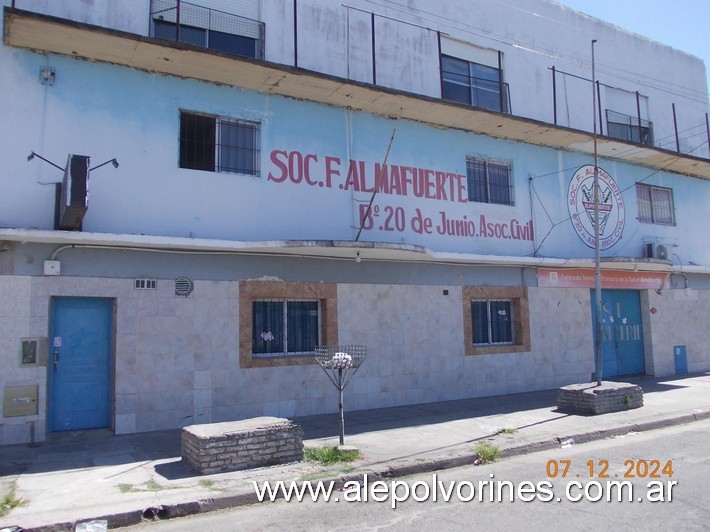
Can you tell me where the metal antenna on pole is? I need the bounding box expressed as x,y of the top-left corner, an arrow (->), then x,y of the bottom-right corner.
592,39 -> 603,387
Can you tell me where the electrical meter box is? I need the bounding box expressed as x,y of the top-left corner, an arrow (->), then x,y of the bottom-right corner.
19,337 -> 48,367
3,385 -> 38,417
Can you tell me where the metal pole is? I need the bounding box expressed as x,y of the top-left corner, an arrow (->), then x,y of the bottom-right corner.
293,0 -> 298,68
705,113 -> 709,159
672,103 -> 680,153
498,51 -> 505,113
592,39 -> 602,387
636,91 -> 643,143
438,31 -> 444,98
597,81 -> 604,136
552,66 -> 557,125
355,109 -> 402,241
371,12 -> 377,85
175,0 -> 180,42
338,369 -> 345,446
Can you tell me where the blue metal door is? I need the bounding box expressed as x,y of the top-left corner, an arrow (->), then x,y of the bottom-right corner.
591,290 -> 645,379
49,298 -> 113,431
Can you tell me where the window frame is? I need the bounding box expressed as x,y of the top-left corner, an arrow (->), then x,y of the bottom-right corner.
606,109 -> 654,146
179,111 -> 261,176
239,281 -> 338,368
150,6 -> 264,61
252,299 -> 321,357
466,156 -> 515,206
471,299 -> 514,346
463,286 -> 530,356
441,54 -> 509,113
635,183 -> 675,225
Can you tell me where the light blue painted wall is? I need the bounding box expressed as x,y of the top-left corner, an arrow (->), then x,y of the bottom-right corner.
5,0 -> 708,155
2,40 -> 709,266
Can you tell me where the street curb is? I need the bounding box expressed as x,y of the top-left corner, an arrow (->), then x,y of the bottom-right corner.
19,409 -> 709,531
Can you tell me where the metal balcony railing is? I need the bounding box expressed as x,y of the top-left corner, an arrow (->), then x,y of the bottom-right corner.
149,0 -> 264,60
606,109 -> 654,146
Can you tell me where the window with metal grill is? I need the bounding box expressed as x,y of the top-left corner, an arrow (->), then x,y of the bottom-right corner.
252,300 -> 320,356
636,183 -> 675,225
466,156 -> 514,205
472,300 -> 513,345
179,111 -> 260,175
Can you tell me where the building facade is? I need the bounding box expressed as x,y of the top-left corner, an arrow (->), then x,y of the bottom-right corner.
1,0 -> 709,445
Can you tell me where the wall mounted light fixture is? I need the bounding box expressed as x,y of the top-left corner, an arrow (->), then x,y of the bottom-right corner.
39,66 -> 55,86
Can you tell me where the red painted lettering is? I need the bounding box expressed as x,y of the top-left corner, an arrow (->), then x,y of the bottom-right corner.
325,156 -> 340,188
304,153 -> 318,186
456,174 -> 467,203
435,171 -> 447,201
425,169 -> 435,199
388,165 -> 401,196
344,160 -> 360,191
412,168 -> 425,198
267,149 -> 288,183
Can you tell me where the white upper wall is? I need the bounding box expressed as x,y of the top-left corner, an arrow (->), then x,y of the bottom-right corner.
8,0 -> 149,34
264,0 -> 708,156
6,0 -> 708,156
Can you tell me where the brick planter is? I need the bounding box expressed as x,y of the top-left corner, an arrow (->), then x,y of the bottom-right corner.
557,382 -> 643,415
181,417 -> 304,474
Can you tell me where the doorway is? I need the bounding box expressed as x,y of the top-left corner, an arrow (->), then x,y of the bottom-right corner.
49,297 -> 113,432
591,289 -> 645,378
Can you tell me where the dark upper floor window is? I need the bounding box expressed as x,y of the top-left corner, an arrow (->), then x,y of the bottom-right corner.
606,110 -> 654,146
179,111 -> 260,176
466,156 -> 514,205
252,300 -> 320,356
441,55 -> 510,113
150,0 -> 264,59
472,300 -> 514,345
636,183 -> 675,225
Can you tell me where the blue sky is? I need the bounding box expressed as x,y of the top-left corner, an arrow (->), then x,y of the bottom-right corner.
556,1 -> 710,94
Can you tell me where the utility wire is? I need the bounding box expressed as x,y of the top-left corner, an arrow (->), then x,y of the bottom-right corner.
360,0 -> 709,103
530,135 -> 709,255
354,108 -> 403,241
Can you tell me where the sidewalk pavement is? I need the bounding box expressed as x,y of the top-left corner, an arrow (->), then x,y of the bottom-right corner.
2,372 -> 710,531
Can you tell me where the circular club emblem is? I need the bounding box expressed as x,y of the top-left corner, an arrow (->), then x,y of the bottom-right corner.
568,165 -> 624,250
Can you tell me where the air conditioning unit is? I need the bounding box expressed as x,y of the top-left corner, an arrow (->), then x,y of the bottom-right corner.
58,154 -> 90,230
645,242 -> 669,260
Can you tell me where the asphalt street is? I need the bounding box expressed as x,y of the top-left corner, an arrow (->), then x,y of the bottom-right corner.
124,419 -> 710,531
2,373 -> 709,531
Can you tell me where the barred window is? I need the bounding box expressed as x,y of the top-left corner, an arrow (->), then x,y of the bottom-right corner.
179,111 -> 260,176
252,300 -> 320,356
636,184 -> 674,225
466,156 -> 514,205
472,300 -> 514,345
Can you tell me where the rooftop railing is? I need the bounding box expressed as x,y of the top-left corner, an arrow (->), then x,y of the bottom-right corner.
149,0 -> 264,60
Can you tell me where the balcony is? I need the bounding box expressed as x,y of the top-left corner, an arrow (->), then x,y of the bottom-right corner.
149,0 -> 264,60
606,110 -> 654,147
4,6 -> 710,181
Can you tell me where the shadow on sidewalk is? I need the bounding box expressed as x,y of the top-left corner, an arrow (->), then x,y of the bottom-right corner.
0,428 -> 182,476
1,373 -> 705,478
295,387 -> 561,439
621,374 -> 693,393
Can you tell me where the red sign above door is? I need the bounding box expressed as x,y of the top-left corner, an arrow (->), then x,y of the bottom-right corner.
538,269 -> 668,290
